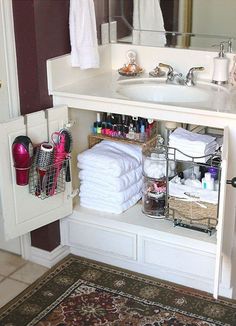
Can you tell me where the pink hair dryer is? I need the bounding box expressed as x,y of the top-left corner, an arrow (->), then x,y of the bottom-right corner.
12,136 -> 34,186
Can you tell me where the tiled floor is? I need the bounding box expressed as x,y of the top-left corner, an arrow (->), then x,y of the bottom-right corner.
0,250 -> 48,308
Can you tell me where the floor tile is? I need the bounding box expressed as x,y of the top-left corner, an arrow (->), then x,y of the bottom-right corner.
0,251 -> 26,276
10,262 -> 48,284
0,279 -> 28,308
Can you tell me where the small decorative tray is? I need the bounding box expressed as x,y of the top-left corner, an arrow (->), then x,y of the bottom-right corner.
118,66 -> 144,77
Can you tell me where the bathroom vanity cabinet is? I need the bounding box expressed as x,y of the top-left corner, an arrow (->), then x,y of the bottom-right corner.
1,43 -> 236,299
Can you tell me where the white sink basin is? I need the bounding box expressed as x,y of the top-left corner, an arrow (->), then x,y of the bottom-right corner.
117,78 -> 229,109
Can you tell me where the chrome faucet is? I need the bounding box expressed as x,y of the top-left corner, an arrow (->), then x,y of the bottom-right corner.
158,63 -> 184,85
158,63 -> 204,86
185,66 -> 205,86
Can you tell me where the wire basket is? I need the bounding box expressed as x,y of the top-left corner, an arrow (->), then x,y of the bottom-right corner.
168,196 -> 218,234
29,159 -> 69,200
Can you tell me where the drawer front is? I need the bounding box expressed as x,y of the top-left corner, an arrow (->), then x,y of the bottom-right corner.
68,220 -> 137,260
142,237 -> 215,279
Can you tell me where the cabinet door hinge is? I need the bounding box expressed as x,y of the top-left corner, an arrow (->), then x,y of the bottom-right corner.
67,189 -> 79,199
64,120 -> 77,129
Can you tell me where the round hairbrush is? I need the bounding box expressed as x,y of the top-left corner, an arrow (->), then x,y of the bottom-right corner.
59,129 -> 73,182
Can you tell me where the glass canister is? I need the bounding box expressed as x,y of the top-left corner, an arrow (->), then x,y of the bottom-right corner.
142,145 -> 168,217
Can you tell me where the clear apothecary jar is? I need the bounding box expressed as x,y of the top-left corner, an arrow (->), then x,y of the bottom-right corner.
142,145 -> 175,217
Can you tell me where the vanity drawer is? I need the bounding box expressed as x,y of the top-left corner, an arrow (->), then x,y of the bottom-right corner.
68,220 -> 137,260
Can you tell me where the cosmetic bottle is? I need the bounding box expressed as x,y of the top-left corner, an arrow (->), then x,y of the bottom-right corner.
117,125 -> 122,138
112,125 -> 118,137
97,122 -> 102,134
101,122 -> 106,135
96,112 -> 101,123
208,167 -> 218,180
202,172 -> 214,190
134,121 -> 140,141
127,123 -> 135,139
93,122 -> 97,134
193,165 -> 201,180
212,42 -> 229,85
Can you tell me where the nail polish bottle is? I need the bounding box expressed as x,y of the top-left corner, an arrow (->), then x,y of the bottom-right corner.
93,122 -> 98,134
112,125 -> 118,137
140,124 -> 146,142
134,121 -> 140,141
96,112 -> 101,124
123,126 -> 129,138
101,122 -> 106,135
127,123 -> 135,139
97,122 -> 102,134
117,125 -> 122,138
108,125 -> 113,136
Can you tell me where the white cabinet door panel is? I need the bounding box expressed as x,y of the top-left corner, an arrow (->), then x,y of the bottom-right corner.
0,106 -> 73,240
68,220 -> 137,260
142,237 -> 215,279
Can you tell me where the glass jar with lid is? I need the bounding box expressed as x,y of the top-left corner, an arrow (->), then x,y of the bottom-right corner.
142,145 -> 168,217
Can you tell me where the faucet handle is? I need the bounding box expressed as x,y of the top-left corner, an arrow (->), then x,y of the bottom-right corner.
185,66 -> 204,86
159,63 -> 174,76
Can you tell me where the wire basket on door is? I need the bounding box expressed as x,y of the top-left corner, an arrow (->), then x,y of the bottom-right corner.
29,159 -> 69,200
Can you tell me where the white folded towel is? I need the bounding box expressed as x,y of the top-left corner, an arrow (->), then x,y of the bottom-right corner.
80,192 -> 142,214
169,128 -> 218,162
79,166 -> 142,191
169,182 -> 218,204
80,178 -> 143,204
69,0 -> 99,69
77,141 -> 142,177
169,142 -> 217,156
168,144 -> 217,163
169,128 -> 216,150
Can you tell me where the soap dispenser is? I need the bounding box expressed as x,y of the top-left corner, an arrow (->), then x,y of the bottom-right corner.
212,42 -> 229,85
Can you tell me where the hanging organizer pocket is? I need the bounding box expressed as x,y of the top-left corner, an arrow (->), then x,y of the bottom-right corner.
28,129 -> 72,200
11,126 -> 73,200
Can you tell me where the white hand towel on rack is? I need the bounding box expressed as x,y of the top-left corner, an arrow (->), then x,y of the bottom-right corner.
133,0 -> 166,46
69,0 -> 99,69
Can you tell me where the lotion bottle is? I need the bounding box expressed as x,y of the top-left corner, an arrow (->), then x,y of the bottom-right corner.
212,42 -> 229,85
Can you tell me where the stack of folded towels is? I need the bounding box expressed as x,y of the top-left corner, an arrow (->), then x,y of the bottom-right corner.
169,128 -> 218,163
77,140 -> 142,214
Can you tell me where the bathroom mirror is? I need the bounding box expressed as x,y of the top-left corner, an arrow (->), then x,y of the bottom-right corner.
108,0 -> 236,52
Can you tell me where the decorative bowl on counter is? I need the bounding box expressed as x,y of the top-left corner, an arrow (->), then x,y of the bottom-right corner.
118,64 -> 144,77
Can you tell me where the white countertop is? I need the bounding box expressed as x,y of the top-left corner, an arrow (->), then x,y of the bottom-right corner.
51,70 -> 236,128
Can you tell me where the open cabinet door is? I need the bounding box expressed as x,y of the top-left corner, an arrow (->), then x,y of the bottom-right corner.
0,106 -> 73,240
213,126 -> 229,299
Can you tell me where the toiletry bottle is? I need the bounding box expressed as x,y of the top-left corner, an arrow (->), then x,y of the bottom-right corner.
202,172 -> 214,190
93,122 -> 97,134
127,123 -> 135,139
193,165 -> 201,180
212,42 -> 229,85
208,167 -> 218,180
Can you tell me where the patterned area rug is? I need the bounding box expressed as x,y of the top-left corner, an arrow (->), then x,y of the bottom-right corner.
0,255 -> 236,326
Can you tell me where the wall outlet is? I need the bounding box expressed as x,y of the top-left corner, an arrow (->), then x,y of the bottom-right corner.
101,23 -> 109,45
110,21 -> 117,43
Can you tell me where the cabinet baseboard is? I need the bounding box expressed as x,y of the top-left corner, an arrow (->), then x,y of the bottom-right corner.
29,244 -> 71,268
